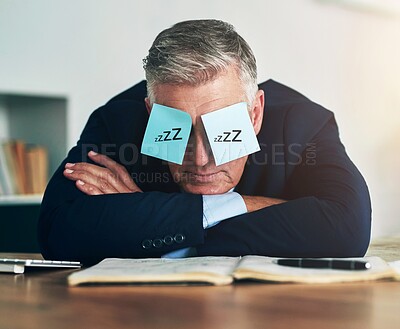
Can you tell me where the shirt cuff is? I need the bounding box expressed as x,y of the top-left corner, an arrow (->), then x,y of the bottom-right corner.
202,192 -> 247,229
161,247 -> 197,259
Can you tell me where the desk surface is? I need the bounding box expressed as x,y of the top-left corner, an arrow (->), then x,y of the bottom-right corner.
1,237 -> 400,329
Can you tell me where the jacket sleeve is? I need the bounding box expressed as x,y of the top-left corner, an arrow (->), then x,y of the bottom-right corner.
38,107 -> 204,265
196,116 -> 372,258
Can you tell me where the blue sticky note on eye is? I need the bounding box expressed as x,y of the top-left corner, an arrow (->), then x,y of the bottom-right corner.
201,102 -> 260,166
141,104 -> 192,164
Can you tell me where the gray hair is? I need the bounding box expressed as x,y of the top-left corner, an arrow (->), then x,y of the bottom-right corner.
143,19 -> 258,107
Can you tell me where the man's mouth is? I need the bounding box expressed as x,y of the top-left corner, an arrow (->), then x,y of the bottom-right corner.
186,171 -> 221,184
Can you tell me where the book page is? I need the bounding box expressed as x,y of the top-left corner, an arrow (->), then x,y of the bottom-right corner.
388,260 -> 400,280
68,256 -> 240,286
233,256 -> 396,284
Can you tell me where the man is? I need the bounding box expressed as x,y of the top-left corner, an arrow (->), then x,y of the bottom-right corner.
38,20 -> 371,265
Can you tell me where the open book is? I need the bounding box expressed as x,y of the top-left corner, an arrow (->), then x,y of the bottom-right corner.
68,256 -> 400,286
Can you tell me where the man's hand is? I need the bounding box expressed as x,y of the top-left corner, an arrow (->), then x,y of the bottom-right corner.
63,151 -> 142,195
242,195 -> 286,212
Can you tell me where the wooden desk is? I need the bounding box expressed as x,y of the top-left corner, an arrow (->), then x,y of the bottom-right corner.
1,237 -> 400,329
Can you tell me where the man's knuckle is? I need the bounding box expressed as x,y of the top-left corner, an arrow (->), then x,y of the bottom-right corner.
116,167 -> 127,177
77,162 -> 87,169
99,181 -> 109,190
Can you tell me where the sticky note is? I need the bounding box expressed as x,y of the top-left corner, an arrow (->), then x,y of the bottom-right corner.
201,102 -> 260,166
141,104 -> 192,164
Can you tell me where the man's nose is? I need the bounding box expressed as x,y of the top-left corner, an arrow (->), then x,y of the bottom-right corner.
190,131 -> 213,167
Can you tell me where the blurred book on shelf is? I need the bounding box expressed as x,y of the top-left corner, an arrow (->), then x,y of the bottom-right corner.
0,140 -> 48,196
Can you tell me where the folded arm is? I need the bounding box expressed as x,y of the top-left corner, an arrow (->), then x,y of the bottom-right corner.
196,117 -> 371,258
38,107 -> 206,265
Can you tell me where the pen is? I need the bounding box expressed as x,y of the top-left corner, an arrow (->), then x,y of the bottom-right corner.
275,258 -> 371,271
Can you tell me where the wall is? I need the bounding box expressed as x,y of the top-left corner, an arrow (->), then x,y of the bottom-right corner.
0,0 -> 399,238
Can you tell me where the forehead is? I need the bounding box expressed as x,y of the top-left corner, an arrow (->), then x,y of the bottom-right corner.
152,68 -> 246,118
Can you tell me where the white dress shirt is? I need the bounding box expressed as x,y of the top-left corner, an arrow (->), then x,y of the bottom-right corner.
162,190 -> 247,258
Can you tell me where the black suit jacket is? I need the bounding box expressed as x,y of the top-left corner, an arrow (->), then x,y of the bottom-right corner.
38,80 -> 371,265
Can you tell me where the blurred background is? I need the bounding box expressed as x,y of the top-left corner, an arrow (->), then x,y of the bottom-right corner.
0,0 -> 399,251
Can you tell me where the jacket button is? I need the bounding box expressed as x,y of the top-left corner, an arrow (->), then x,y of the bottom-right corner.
163,235 -> 174,245
174,234 -> 185,244
142,239 -> 152,249
152,238 -> 163,248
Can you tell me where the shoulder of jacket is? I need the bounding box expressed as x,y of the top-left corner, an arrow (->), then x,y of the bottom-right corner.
260,79 -> 334,131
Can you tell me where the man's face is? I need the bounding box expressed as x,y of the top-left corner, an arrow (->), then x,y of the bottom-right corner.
146,67 -> 264,195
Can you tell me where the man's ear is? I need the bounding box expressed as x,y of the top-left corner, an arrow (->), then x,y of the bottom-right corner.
145,97 -> 152,114
250,89 -> 264,135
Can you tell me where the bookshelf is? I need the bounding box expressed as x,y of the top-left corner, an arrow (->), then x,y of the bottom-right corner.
0,92 -> 67,205
0,92 -> 67,252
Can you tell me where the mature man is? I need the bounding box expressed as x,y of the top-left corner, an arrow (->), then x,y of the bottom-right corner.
38,20 -> 371,264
